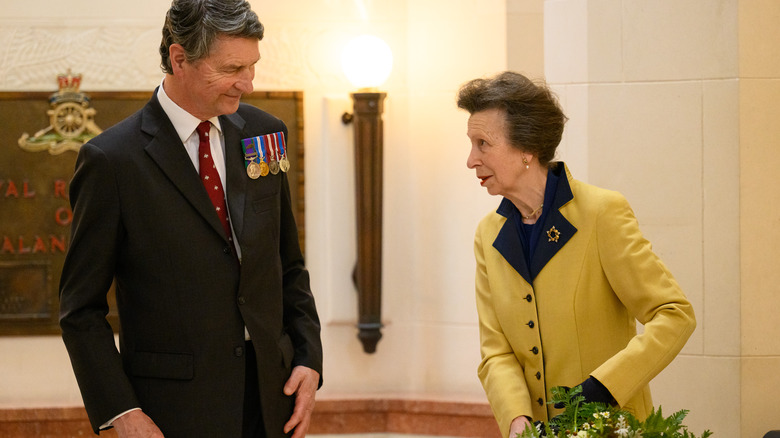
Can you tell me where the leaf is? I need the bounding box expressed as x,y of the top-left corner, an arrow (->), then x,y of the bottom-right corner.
522,387 -> 713,438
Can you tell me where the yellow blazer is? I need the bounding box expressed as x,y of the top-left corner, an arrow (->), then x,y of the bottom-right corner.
474,163 -> 695,437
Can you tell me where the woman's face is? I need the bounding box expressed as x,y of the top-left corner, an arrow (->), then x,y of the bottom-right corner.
466,108 -> 527,198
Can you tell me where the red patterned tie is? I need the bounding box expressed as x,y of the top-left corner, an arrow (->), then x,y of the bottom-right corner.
196,121 -> 233,241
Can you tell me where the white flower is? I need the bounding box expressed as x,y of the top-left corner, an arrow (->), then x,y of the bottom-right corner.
615,415 -> 631,437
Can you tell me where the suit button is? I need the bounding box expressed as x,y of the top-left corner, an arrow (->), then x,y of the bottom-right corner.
223,246 -> 231,254
537,398 -> 544,406
234,346 -> 244,357
536,371 -> 542,380
530,346 -> 539,355
524,294 -> 532,302
526,320 -> 535,328
238,296 -> 246,305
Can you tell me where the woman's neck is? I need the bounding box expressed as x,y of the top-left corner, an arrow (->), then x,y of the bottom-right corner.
508,165 -> 548,223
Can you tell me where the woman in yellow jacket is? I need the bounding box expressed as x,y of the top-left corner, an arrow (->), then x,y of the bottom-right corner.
457,72 -> 696,438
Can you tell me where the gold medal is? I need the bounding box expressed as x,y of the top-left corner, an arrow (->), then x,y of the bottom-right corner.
279,157 -> 290,173
247,161 -> 261,179
269,160 -> 280,175
259,161 -> 269,177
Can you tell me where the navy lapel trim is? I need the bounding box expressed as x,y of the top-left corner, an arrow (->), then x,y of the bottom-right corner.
493,199 -> 533,284
142,93 -> 228,240
491,162 -> 578,284
221,112 -> 247,241
530,164 -> 577,279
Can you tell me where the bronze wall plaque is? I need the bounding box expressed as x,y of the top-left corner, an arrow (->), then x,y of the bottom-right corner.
0,261 -> 52,321
0,89 -> 304,335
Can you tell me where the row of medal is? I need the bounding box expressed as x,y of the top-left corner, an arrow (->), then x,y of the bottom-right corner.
241,132 -> 290,179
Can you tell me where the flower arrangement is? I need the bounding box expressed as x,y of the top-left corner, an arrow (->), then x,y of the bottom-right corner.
518,386 -> 712,438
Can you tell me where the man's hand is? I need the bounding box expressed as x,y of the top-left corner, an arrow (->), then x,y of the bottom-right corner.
112,409 -> 164,438
282,366 -> 320,438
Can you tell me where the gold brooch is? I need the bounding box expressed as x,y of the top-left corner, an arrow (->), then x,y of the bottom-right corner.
547,226 -> 560,242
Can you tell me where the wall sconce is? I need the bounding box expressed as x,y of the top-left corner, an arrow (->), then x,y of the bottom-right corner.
341,35 -> 392,353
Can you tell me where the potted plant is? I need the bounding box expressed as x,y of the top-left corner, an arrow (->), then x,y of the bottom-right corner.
518,386 -> 712,438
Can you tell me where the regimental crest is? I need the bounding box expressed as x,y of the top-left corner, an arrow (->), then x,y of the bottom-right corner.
18,70 -> 102,154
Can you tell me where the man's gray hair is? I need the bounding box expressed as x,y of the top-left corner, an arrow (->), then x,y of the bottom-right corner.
159,0 -> 264,74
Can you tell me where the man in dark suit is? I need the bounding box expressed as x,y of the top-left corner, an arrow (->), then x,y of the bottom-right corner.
58,1 -> 322,437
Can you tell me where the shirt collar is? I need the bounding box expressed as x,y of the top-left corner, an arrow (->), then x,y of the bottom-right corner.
157,78 -> 222,141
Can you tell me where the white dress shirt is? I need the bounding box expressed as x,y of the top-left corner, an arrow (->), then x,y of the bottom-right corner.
156,79 -> 242,259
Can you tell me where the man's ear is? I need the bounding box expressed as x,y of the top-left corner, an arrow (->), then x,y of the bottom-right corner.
169,44 -> 188,74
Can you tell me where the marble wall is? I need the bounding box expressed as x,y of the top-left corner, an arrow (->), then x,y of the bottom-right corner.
541,0 -> 780,436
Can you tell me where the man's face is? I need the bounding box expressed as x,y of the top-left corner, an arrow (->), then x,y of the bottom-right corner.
179,36 -> 259,119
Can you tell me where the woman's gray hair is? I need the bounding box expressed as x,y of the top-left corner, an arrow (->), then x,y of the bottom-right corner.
160,0 -> 265,74
457,71 -> 568,167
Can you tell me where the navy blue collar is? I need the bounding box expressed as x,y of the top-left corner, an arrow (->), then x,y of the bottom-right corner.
492,162 -> 578,284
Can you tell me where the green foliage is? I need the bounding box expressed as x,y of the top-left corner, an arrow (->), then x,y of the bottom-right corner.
517,386 -> 712,438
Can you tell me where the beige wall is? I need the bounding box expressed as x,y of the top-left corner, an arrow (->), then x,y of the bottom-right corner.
739,1 -> 780,436
542,0 -> 780,436
507,0 -> 544,80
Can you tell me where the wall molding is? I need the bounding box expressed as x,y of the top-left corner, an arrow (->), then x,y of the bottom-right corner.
309,398 -> 500,436
0,24 -> 337,92
0,398 -> 500,437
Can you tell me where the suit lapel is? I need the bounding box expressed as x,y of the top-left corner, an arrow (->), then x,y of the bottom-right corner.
142,94 -> 227,239
492,163 -> 578,285
221,112 -> 247,241
494,220 -> 533,285
530,166 -> 577,278
493,200 -> 533,285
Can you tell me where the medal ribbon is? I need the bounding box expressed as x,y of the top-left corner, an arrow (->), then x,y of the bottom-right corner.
259,135 -> 271,163
242,132 -> 286,165
276,132 -> 287,161
252,137 -> 268,161
265,133 -> 279,162
241,138 -> 258,168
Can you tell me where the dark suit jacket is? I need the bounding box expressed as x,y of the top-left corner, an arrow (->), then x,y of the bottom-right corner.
59,92 -> 323,437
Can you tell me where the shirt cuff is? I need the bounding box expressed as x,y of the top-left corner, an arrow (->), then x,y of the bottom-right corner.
100,407 -> 141,430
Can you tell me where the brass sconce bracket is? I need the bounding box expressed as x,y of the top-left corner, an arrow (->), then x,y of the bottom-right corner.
346,92 -> 386,353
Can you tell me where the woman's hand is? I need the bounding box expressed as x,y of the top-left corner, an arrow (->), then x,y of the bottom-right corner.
508,415 -> 532,437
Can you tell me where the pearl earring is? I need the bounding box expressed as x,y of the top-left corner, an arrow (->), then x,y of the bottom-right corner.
522,156 -> 529,169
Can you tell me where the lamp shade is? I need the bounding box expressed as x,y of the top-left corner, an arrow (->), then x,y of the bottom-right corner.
341,35 -> 393,90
